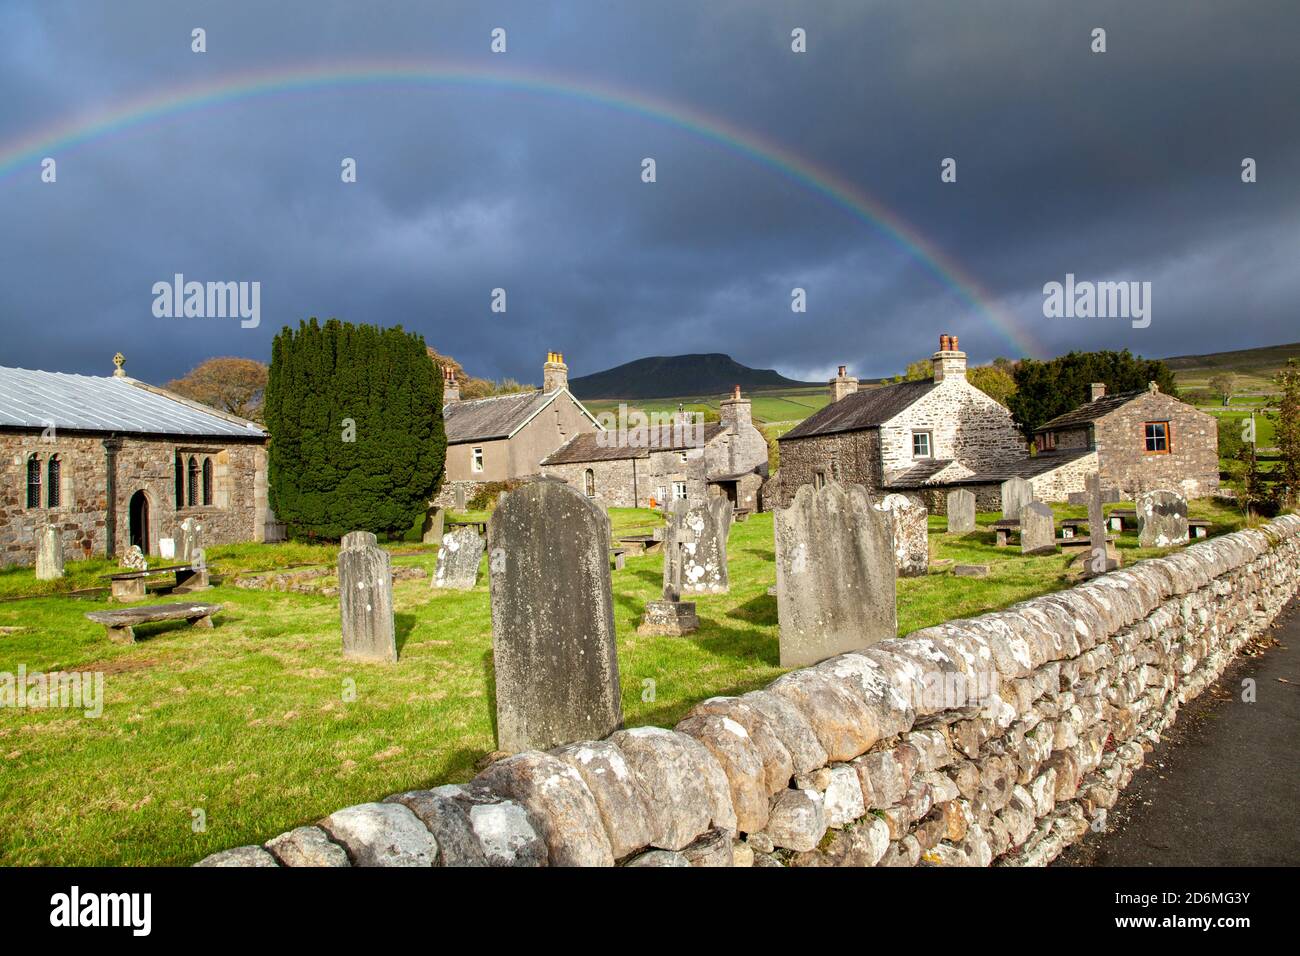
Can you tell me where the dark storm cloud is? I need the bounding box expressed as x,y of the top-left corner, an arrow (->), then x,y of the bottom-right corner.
1,0 -> 1297,387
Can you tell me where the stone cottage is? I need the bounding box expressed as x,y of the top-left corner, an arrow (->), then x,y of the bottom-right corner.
0,355 -> 268,567
435,352 -> 601,508
769,335 -> 1032,511
541,387 -> 770,510
1032,381 -> 1219,499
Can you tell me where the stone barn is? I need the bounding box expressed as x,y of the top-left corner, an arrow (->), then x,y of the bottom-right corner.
541,387 -> 769,510
0,356 -> 268,567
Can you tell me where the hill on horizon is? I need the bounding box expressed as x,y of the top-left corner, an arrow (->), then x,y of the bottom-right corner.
568,353 -> 817,400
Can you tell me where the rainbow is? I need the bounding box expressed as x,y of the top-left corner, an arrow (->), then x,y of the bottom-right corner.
0,59 -> 1042,357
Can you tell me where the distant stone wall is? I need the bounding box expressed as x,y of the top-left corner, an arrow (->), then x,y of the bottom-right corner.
1028,451 -> 1099,502
200,515 -> 1300,868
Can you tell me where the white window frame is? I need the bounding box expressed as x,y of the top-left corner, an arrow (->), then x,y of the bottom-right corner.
672,481 -> 688,501
912,431 -> 932,459
471,446 -> 484,473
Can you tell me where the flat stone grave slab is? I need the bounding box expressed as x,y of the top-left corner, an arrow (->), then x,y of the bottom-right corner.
85,602 -> 222,643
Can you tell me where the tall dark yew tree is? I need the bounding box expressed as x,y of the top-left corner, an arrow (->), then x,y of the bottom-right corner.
1007,349 -> 1179,442
264,318 -> 445,539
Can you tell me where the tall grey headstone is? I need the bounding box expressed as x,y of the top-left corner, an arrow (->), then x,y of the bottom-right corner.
775,483 -> 897,668
946,488 -> 976,534
421,507 -> 446,545
1083,472 -> 1119,576
454,484 -> 467,511
1019,502 -> 1056,555
432,527 -> 484,590
35,524 -> 64,580
874,493 -> 929,577
338,531 -> 397,663
488,480 -> 622,753
1137,489 -> 1188,548
1001,477 -> 1033,520
663,498 -> 731,594
178,517 -> 203,564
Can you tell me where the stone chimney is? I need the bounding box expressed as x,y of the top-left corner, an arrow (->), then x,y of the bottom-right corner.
442,366 -> 460,404
1090,382 -> 1106,402
543,351 -> 569,392
829,364 -> 859,402
719,385 -> 753,431
932,334 -> 967,383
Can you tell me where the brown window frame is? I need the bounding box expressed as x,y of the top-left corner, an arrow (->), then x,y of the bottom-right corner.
1143,421 -> 1171,454
1037,431 -> 1056,451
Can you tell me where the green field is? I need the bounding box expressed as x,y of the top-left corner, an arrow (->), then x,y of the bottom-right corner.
1167,341 -> 1300,395
585,386 -> 831,426
0,500 -> 1249,865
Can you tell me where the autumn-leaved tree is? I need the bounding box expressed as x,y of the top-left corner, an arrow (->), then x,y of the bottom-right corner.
967,365 -> 1017,407
167,357 -> 269,420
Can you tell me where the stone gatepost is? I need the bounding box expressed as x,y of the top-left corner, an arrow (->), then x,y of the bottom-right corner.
35,524 -> 64,581
946,488 -> 976,534
432,526 -> 483,590
1019,502 -> 1056,555
1137,489 -> 1189,547
874,493 -> 929,577
421,507 -> 445,545
488,479 -> 622,753
338,531 -> 397,663
663,498 -> 732,594
775,483 -> 896,667
1001,477 -> 1032,520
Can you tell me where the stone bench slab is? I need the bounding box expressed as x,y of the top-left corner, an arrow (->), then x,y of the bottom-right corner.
85,602 -> 223,644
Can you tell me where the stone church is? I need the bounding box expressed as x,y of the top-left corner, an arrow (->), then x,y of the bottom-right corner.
0,356 -> 269,567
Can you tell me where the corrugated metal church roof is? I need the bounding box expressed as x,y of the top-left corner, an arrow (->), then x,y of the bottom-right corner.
0,365 -> 267,439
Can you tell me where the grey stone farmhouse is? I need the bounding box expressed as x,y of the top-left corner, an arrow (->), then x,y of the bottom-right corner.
435,352 -> 601,508
541,387 -> 770,510
0,356 -> 268,567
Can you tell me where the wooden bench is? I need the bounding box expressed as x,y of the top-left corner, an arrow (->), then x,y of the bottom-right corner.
990,518 -> 1020,547
1189,519 -> 1211,539
446,519 -> 488,536
99,563 -> 210,603
1106,508 -> 1137,531
85,602 -> 223,644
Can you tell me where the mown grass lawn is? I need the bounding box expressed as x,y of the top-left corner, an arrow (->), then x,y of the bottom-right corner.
0,500 -> 1247,865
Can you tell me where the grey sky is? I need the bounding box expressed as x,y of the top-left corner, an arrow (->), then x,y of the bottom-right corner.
1,0 -> 1296,386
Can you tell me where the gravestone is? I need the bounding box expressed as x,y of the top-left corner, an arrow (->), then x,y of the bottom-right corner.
639,507 -> 701,635
432,527 -> 484,590
178,518 -> 203,564
1001,477 -> 1033,520
338,531 -> 397,663
35,525 -> 64,580
121,545 -> 148,571
874,493 -> 929,577
1019,502 -> 1056,555
421,508 -> 446,545
488,480 -> 622,753
1137,489 -> 1189,548
946,489 -> 976,534
454,484 -> 467,511
1082,472 -> 1119,576
663,498 -> 732,594
775,483 -> 897,668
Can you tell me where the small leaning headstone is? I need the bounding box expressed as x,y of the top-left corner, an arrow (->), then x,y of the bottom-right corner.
1019,502 -> 1056,555
1001,477 -> 1033,520
775,483 -> 897,668
421,507 -> 446,545
488,479 -> 622,753
35,524 -> 64,580
338,531 -> 397,663
946,488 -> 976,534
1137,489 -> 1188,548
432,527 -> 484,590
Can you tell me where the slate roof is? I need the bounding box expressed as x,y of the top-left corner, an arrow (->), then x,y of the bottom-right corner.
0,366 -> 266,438
443,390 -> 557,444
883,458 -> 955,489
541,423 -> 726,465
1035,390 -> 1148,432
778,380 -> 937,441
950,449 -> 1094,484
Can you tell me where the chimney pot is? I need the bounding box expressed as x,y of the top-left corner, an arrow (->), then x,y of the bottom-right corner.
838,365 -> 846,377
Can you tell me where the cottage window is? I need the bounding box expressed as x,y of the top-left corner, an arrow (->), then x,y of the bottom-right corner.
174,453 -> 185,508
679,450 -> 689,464
472,447 -> 484,473
1038,431 -> 1056,452
673,481 -> 688,501
26,454 -> 41,509
202,458 -> 213,506
584,469 -> 595,497
187,457 -> 199,506
813,470 -> 826,490
1144,422 -> 1170,453
46,455 -> 61,508
912,432 -> 932,458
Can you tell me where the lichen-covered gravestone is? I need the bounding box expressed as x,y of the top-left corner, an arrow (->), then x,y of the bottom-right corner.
338,531 -> 397,663
1001,477 -> 1033,521
35,524 -> 64,580
432,526 -> 484,590
874,493 -> 929,576
1137,489 -> 1189,547
120,545 -> 148,571
663,498 -> 732,594
179,517 -> 203,564
420,507 -> 445,545
775,483 -> 897,667
1019,502 -> 1056,555
946,488 -> 976,534
488,479 -> 622,753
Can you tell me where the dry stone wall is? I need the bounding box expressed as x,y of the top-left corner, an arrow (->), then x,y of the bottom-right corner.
200,514 -> 1300,868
